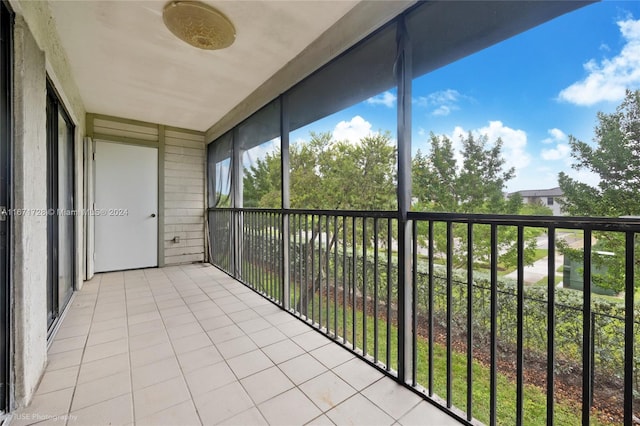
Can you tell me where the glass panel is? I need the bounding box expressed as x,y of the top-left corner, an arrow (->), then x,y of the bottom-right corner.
238,100 -> 281,208
57,111 -> 74,309
286,23 -> 397,211
409,1 -> 639,424
207,132 -> 232,208
288,22 -> 396,133
46,94 -> 56,328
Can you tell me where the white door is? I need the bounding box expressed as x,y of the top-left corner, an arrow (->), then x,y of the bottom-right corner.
94,141 -> 158,272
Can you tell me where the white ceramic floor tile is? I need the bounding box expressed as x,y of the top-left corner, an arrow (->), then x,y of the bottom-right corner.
279,353 -> 328,385
240,366 -> 294,404
332,358 -> 385,391
192,382 -> 254,425
71,371 -> 131,411
262,339 -> 305,364
258,388 -> 321,426
34,265 -> 463,426
361,378 -> 424,420
176,345 -> 223,373
398,400 -> 462,426
325,393 -> 394,426
299,371 -> 357,411
226,349 -> 274,379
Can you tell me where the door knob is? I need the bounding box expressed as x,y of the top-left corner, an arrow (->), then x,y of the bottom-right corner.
150,213 -> 156,218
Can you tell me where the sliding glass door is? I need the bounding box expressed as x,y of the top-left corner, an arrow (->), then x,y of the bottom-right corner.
0,2 -> 11,412
46,82 -> 75,332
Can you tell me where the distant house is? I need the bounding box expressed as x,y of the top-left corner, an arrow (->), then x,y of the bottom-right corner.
510,187 -> 565,216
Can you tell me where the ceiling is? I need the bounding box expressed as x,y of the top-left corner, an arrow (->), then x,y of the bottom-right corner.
48,0 -> 360,132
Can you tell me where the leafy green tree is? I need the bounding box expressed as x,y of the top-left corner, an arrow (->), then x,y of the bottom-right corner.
243,130 -> 397,311
412,132 -> 542,270
559,89 -> 640,292
243,149 -> 281,208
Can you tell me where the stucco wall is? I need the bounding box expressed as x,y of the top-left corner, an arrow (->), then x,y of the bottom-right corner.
12,15 -> 48,408
9,0 -> 88,408
10,0 -> 87,289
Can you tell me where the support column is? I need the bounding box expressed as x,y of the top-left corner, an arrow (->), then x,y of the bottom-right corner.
231,127 -> 242,277
396,15 -> 413,384
280,96 -> 291,309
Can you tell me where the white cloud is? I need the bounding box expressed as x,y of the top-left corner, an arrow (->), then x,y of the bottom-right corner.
572,169 -> 601,188
444,120 -> 530,173
541,144 -> 571,161
242,137 -> 279,167
477,121 -> 530,170
366,91 -> 396,108
558,17 -> 640,106
333,115 -> 374,144
543,128 -> 567,144
432,105 -> 453,116
415,89 -> 469,116
540,128 -> 571,162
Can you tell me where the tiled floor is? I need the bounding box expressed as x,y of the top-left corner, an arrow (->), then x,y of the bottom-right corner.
11,264 -> 461,426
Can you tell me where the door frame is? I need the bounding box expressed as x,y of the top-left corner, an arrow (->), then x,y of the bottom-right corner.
0,1 -> 11,413
84,114 -> 166,280
45,79 -> 76,335
92,139 -> 159,272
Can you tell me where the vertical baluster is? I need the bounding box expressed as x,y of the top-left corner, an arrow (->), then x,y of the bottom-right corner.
343,215 -> 347,344
624,231 -> 635,424
352,216 -> 357,350
446,222 -> 453,407
490,224 -> 498,426
467,223 -> 475,421
326,215 -> 331,334
334,215 -> 339,339
582,229 -> 593,426
412,220 -> 418,387
386,218 -> 392,370
374,217 -> 379,364
363,217 -> 368,357
516,226 -> 524,426
547,227 -> 556,426
428,220 -> 434,395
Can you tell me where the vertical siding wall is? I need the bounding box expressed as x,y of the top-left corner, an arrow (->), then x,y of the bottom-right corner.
164,129 -> 205,265
87,115 -> 205,268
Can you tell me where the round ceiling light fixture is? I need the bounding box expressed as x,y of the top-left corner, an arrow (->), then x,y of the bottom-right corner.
163,1 -> 236,50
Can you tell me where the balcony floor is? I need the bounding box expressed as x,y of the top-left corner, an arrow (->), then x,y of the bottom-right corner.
12,264 -> 460,426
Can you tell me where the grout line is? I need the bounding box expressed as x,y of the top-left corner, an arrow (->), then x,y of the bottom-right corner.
63,274 -> 102,426
146,266 -> 205,426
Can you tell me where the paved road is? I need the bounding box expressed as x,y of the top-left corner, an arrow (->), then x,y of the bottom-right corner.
504,231 -> 585,285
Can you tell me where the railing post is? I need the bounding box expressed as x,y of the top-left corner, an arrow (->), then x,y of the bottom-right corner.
231,127 -> 242,278
396,15 -> 413,384
281,95 -> 291,310
624,231 -> 635,425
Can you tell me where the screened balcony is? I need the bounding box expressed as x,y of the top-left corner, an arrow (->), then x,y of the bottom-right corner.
7,0 -> 639,425
14,264 -> 457,425
203,3 -> 640,424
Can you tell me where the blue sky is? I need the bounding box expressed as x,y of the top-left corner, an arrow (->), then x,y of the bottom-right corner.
286,1 -> 640,192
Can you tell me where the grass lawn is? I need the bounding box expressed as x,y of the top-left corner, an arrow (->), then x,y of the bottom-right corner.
533,275 -> 563,287
299,296 -> 610,426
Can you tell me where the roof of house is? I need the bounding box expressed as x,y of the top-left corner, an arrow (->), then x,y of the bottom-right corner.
511,187 -> 564,197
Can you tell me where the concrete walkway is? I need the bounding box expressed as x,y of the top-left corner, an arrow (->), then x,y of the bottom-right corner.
504,231 -> 584,285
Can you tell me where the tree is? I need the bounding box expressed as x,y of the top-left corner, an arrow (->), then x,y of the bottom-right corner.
287,131 -> 396,210
412,132 -> 542,270
243,149 -> 281,208
243,130 -> 397,311
559,89 -> 640,292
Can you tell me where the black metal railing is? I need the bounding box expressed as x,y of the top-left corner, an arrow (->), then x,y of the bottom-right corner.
208,207 -> 640,426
